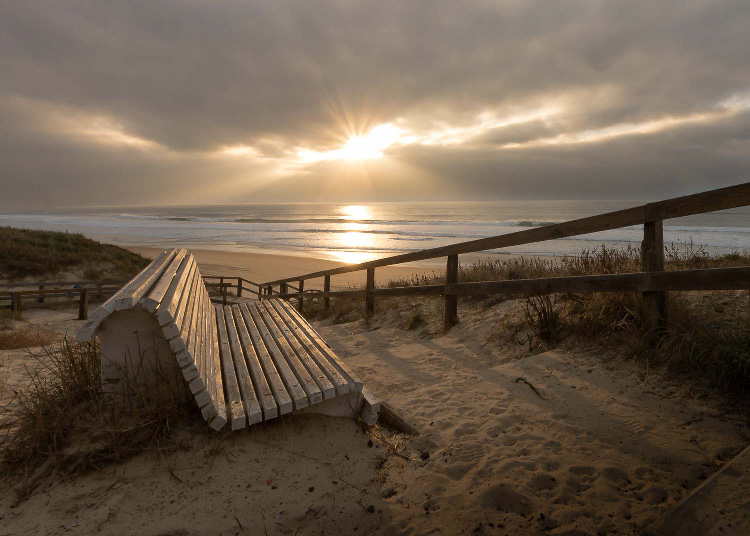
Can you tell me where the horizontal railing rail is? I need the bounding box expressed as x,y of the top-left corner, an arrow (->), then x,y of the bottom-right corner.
263,182 -> 750,286
257,181 -> 750,339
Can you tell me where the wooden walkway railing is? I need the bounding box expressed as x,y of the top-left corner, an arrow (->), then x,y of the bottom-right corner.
202,275 -> 264,304
1,281 -> 126,320
258,182 -> 750,338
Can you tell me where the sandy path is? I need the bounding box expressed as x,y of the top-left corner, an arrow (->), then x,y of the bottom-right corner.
316,303 -> 748,535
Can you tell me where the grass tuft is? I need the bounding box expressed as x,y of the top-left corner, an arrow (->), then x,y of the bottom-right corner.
0,328 -> 58,350
0,338 -> 199,501
0,226 -> 149,280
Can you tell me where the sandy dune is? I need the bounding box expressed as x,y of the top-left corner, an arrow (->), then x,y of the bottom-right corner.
2,251 -> 748,535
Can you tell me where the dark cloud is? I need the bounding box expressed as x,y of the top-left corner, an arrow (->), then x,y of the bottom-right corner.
0,0 -> 749,206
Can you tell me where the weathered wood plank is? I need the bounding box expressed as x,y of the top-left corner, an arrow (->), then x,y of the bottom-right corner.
262,300 -> 335,400
142,249 -> 188,312
217,305 -> 245,430
114,250 -> 174,311
200,302 -> 219,421
232,304 -> 279,420
278,299 -> 364,393
167,267 -> 201,351
186,289 -> 207,394
156,256 -> 196,325
444,254 -> 459,330
270,299 -> 349,396
224,307 -> 262,425
248,303 -> 308,410
258,301 -> 323,404
239,304 -> 292,416
642,220 -> 667,343
162,266 -> 199,341
209,305 -> 228,430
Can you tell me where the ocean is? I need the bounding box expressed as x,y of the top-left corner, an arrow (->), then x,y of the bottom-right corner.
1,201 -> 748,267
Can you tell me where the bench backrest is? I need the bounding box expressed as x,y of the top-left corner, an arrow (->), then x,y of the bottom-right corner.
77,248 -> 227,429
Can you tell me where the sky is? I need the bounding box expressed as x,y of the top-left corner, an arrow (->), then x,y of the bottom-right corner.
1,0 -> 749,207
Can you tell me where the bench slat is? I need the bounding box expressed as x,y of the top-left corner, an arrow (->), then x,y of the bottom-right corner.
209,305 -> 228,430
248,303 -> 308,410
276,298 -> 364,393
114,250 -> 175,311
168,267 -> 201,352
239,304 -> 293,416
224,307 -> 262,426
269,299 -> 349,396
186,288 -> 206,394
142,249 -> 188,312
217,305 -> 245,430
199,295 -> 218,421
232,304 -> 279,420
163,265 -> 198,341
255,302 -> 322,405
156,256 -> 196,325
261,301 -> 335,400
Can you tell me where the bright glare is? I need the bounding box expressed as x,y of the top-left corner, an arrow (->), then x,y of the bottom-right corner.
342,205 -> 370,220
297,123 -> 401,162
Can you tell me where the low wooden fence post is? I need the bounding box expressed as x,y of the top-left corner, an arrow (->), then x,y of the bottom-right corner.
78,288 -> 88,320
280,282 -> 288,298
38,285 -> 45,303
366,268 -> 375,320
222,284 -> 228,306
237,277 -> 243,297
444,254 -> 459,330
297,280 -> 304,313
10,292 -> 18,314
324,275 -> 331,317
642,217 -> 667,344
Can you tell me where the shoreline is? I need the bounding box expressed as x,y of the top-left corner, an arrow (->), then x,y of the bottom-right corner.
126,246 -> 444,289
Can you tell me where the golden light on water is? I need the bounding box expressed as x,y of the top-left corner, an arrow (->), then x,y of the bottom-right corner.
330,205 -> 377,263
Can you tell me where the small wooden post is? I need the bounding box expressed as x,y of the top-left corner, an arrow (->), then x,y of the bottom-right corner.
642,219 -> 667,344
222,284 -> 228,306
38,285 -> 45,303
366,267 -> 375,320
96,282 -> 103,299
444,254 -> 459,330
10,292 -> 18,314
78,288 -> 88,320
280,282 -> 288,298
237,277 -> 243,297
297,280 -> 304,313
324,275 -> 331,317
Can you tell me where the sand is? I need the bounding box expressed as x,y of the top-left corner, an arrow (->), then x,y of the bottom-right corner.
1,252 -> 749,535
126,247 -> 439,291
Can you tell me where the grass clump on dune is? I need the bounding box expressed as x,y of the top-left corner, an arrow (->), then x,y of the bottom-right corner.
0,226 -> 149,280
0,338 -> 199,502
303,243 -> 750,396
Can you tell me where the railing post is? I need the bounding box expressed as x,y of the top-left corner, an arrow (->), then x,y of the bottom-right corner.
444,254 -> 459,330
237,277 -> 242,297
222,284 -> 228,306
38,285 -> 45,303
96,282 -> 103,299
10,292 -> 18,314
366,268 -> 375,320
324,275 -> 331,317
297,280 -> 304,313
642,218 -> 667,344
78,288 -> 88,320
280,282 -> 288,298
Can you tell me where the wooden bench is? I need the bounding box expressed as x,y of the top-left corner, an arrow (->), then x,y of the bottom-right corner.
77,248 -> 379,432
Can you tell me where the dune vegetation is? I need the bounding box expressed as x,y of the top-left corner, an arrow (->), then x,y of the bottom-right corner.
303,244 -> 750,397
0,226 -> 149,280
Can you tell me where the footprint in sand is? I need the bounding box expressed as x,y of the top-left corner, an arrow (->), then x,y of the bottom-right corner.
480,484 -> 534,517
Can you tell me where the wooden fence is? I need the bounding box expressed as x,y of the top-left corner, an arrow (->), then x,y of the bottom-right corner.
0,281 -> 126,320
202,275 -> 267,304
258,182 -> 750,338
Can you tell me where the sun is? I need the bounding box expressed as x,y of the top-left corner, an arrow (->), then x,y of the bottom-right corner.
297,123 -> 401,163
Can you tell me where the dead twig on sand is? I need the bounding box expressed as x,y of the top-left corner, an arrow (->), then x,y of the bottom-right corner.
515,377 -> 547,400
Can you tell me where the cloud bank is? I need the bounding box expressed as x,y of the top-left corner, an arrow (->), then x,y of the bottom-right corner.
1,1 -> 749,206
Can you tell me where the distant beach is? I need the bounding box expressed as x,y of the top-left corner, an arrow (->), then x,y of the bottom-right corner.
1,201 -> 749,270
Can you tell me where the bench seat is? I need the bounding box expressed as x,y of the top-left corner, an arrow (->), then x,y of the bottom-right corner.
77,248 -> 379,431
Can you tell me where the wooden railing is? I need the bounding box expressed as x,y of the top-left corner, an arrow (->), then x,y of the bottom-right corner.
0,280 -> 126,320
259,182 -> 750,338
202,275 -> 264,304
